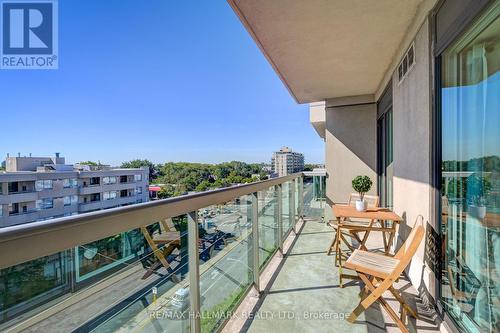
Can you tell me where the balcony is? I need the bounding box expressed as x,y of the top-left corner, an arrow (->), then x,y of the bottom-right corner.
0,173 -> 438,333
0,190 -> 37,204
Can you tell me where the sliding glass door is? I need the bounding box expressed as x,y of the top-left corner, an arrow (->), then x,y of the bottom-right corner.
440,3 -> 499,333
378,106 -> 393,208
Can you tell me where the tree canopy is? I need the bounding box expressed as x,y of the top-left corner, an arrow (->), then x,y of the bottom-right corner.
154,161 -> 268,198
120,159 -> 159,180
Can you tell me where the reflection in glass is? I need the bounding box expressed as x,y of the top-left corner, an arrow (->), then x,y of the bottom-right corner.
198,195 -> 254,333
281,182 -> 291,235
258,186 -> 279,268
440,4 -> 500,333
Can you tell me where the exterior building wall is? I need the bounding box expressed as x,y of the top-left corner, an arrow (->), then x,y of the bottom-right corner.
390,18 -> 436,299
0,168 -> 149,227
324,102 -> 378,205
272,148 -> 304,177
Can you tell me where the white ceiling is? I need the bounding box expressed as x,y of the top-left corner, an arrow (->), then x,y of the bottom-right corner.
229,0 -> 429,103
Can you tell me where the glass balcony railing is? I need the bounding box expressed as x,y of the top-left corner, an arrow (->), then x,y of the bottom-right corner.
0,173 -> 309,333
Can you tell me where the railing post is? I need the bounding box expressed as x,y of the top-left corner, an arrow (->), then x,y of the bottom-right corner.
187,211 -> 201,333
277,184 -> 283,253
290,179 -> 296,233
251,192 -> 260,294
299,176 -> 304,219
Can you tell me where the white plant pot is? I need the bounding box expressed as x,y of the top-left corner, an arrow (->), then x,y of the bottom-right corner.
469,205 -> 486,219
355,200 -> 367,212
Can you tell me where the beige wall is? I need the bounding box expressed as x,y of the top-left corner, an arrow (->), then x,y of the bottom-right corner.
391,18 -> 436,299
321,16 -> 437,302
325,101 -> 377,205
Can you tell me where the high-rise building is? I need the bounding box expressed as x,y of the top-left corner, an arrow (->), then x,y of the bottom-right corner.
0,154 -> 149,228
271,147 -> 304,177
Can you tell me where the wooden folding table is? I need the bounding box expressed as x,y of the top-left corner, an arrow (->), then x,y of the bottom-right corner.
329,205 -> 402,287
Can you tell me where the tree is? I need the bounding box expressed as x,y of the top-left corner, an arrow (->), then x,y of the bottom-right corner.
195,180 -> 211,192
79,160 -> 101,166
304,164 -> 318,171
121,159 -> 159,181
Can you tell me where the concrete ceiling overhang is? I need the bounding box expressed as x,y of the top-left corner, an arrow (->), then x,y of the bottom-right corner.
228,0 -> 427,103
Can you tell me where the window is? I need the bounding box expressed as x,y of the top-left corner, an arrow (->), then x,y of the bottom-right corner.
63,195 -> 78,206
440,5 -> 499,333
90,193 -> 100,202
103,176 -> 117,185
90,177 -> 100,186
8,203 -> 19,215
120,175 -> 128,183
36,180 -> 53,191
103,191 -> 117,200
134,174 -> 142,182
36,198 -> 54,210
63,178 -> 77,188
136,187 -> 143,195
397,42 -> 415,83
377,109 -> 393,208
8,182 -> 19,193
120,189 -> 128,198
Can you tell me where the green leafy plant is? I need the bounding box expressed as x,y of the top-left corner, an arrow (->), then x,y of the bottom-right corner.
352,176 -> 373,201
467,173 -> 492,206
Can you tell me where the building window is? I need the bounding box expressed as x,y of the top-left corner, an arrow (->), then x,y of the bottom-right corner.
36,198 -> 54,210
134,174 -> 142,182
8,182 -> 19,193
36,180 -> 53,191
120,175 -> 128,183
440,5 -> 499,333
103,176 -> 117,185
103,191 -> 117,200
63,178 -> 78,188
90,177 -> 100,186
378,107 -> 393,208
63,195 -> 78,206
90,193 -> 100,202
136,187 -> 143,195
8,203 -> 19,215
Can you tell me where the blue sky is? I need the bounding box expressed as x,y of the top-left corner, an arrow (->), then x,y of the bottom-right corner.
0,0 -> 324,165
442,71 -> 500,161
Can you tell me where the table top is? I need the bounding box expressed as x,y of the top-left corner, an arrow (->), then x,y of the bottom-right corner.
333,204 -> 403,222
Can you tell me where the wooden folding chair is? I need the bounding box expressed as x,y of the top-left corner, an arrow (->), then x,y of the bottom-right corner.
343,216 -> 425,333
141,219 -> 181,279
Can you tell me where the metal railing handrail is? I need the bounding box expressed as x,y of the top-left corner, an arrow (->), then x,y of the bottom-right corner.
0,172 -> 303,269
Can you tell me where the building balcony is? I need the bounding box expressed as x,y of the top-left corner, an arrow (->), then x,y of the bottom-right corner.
0,173 -> 442,333
0,191 -> 38,205
0,210 -> 39,227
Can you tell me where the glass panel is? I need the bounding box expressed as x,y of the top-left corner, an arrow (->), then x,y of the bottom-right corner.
258,186 -> 279,268
377,108 -> 393,208
440,4 -> 499,333
0,218 -> 191,332
0,252 -> 71,322
295,178 -> 300,218
303,175 -> 325,218
281,182 -> 291,235
198,195 -> 254,333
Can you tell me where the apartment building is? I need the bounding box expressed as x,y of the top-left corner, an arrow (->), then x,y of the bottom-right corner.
0,154 -> 149,228
230,0 -> 499,332
271,147 -> 304,177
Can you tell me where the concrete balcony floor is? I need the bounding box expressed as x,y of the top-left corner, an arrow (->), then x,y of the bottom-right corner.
223,218 -> 442,333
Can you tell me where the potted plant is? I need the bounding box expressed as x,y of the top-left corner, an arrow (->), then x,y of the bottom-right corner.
467,174 -> 491,219
352,175 -> 373,212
